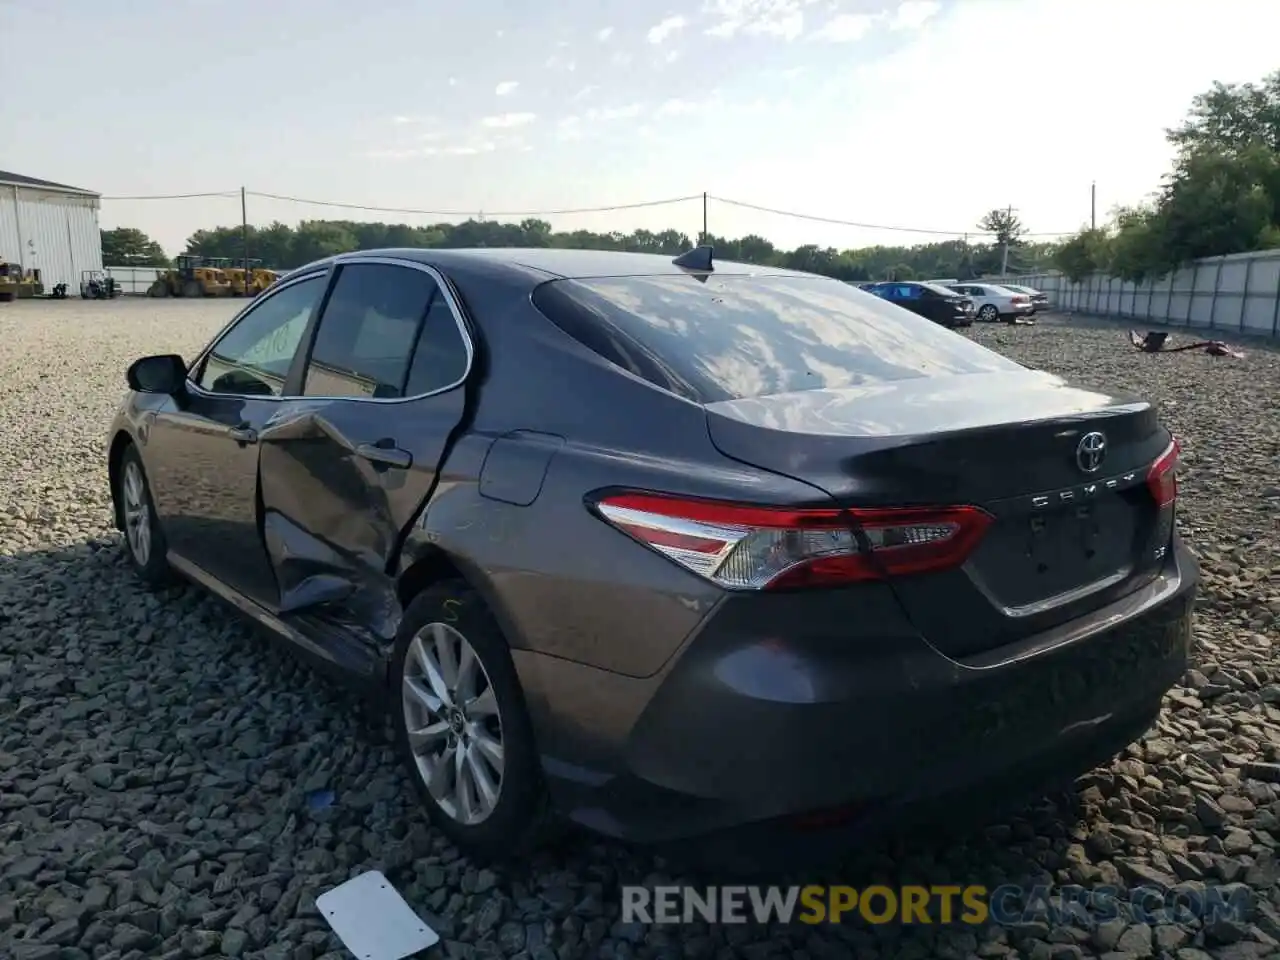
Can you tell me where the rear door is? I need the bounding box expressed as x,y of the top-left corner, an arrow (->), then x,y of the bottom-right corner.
257,257 -> 474,637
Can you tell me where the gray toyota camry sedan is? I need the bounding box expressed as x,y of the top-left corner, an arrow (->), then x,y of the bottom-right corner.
106,246 -> 1197,861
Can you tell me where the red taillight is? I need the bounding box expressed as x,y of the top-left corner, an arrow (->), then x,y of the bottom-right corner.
592,493 -> 993,591
1011,295 -> 1030,304
1147,438 -> 1179,508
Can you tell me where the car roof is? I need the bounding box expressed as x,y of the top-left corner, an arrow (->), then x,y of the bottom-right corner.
309,246 -> 818,281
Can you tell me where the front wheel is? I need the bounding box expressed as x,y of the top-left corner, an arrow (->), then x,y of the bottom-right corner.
391,581 -> 553,860
116,445 -> 173,587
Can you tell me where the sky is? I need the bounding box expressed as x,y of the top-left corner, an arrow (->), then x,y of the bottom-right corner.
4,0 -> 1280,256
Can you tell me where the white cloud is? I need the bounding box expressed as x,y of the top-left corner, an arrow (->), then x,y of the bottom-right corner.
545,54 -> 577,72
888,0 -> 940,31
809,12 -> 876,41
647,15 -> 687,44
703,0 -> 819,41
441,142 -> 498,156
448,77 -> 458,87
656,98 -> 704,117
557,116 -> 584,141
586,103 -> 645,121
390,115 -> 435,125
494,80 -> 519,96
611,51 -> 634,66
480,112 -> 538,128
571,85 -> 598,102
597,26 -> 614,40
664,49 -> 680,63
366,140 -> 499,160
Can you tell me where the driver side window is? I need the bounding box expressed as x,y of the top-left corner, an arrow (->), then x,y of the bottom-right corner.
196,275 -> 325,397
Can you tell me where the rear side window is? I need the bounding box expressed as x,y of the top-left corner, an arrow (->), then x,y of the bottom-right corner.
303,262 -> 466,399
531,274 -> 1021,404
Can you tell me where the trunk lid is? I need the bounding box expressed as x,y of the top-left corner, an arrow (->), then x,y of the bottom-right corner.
704,369 -> 1173,658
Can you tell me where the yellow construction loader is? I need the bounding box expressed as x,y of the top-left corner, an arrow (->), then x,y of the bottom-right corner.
223,259 -> 281,297
0,261 -> 19,302
0,262 -> 46,301
147,255 -> 232,298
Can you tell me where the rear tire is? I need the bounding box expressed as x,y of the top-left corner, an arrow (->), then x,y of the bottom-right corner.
116,445 -> 174,588
978,304 -> 998,322
391,580 -> 555,861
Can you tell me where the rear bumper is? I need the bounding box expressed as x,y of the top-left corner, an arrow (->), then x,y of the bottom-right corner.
537,537 -> 1197,847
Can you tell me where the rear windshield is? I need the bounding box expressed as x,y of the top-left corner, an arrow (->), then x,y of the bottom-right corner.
531,273 -> 1022,404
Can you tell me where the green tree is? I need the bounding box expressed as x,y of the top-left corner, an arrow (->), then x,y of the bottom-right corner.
101,227 -> 169,267
1055,68 -> 1280,284
1053,227 -> 1110,282
161,210 -> 1055,281
977,208 -> 1025,248
1168,70 -> 1280,156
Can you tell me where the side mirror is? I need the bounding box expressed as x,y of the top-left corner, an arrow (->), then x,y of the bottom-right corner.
127,354 -> 187,395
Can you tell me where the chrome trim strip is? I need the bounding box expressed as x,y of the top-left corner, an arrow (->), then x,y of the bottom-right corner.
184,255 -> 476,405
998,567 -> 1132,618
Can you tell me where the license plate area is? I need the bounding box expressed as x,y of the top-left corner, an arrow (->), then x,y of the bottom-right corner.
969,496 -> 1141,610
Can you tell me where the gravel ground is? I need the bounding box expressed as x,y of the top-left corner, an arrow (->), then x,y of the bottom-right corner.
2,298 -> 1279,960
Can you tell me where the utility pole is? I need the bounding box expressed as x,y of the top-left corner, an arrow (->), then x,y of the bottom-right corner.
240,187 -> 249,278
1091,181 -> 1097,231
701,192 -> 708,245
1000,204 -> 1012,276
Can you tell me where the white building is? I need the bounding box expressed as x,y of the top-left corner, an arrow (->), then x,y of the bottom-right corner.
0,170 -> 103,289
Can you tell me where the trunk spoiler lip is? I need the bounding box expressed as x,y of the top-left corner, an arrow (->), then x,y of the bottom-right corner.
702,371 -> 1151,441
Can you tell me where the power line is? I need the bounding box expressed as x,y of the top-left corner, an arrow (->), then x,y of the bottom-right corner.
100,191 -> 241,201
710,195 -> 1077,238
245,191 -> 703,217
97,186 -> 1079,237
711,195 -> 989,237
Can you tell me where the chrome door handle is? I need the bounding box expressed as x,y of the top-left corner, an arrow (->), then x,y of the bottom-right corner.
228,425 -> 258,444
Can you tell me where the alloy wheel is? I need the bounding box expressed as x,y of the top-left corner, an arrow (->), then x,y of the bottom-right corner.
122,460 -> 152,567
402,621 -> 505,825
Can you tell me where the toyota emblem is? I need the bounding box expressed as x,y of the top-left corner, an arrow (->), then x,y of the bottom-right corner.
1076,431 -> 1107,473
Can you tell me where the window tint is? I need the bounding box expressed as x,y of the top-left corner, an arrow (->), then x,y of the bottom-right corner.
531,274 -> 1022,404
303,263 -> 440,399
197,275 -> 324,397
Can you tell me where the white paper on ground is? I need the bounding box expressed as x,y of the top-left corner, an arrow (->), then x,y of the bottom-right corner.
316,870 -> 440,960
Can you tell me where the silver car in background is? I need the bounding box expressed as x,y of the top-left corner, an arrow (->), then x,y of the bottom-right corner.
947,283 -> 1036,323
1000,283 -> 1051,314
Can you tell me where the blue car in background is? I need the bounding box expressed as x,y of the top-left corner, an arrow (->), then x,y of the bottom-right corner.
862,281 -> 975,329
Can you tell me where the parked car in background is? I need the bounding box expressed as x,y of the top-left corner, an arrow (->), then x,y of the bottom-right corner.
947,282 -> 1035,323
864,281 -> 975,328
1000,284 -> 1050,314
106,247 -> 1195,863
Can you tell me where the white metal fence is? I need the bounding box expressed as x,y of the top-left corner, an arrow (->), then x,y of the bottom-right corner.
103,265 -> 164,295
994,248 -> 1280,337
